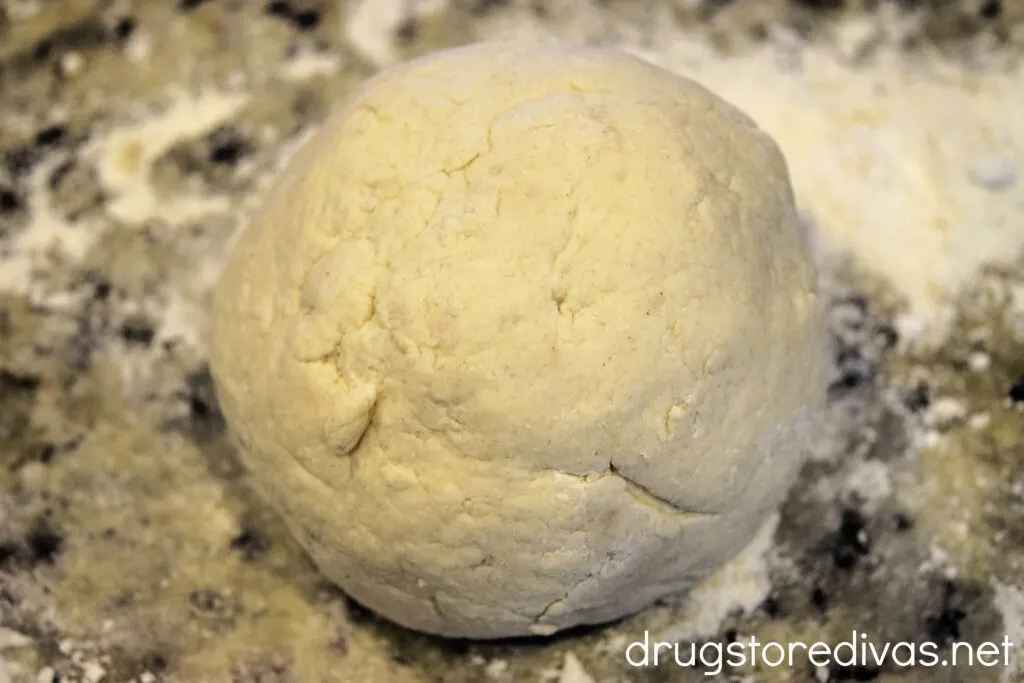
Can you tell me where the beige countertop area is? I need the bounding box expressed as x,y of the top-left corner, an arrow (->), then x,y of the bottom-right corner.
1,1 -> 1023,682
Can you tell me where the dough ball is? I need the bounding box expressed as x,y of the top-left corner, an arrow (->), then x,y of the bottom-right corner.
210,41 -> 828,639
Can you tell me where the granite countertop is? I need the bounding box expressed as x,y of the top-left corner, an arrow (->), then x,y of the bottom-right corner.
1,1 -> 1022,682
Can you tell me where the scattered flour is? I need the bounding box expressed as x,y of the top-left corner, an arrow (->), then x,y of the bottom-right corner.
924,397 -> 967,429
845,459 -> 893,504
80,660 -> 106,683
968,412 -> 992,430
278,51 -> 344,81
86,89 -> 248,224
482,658 -> 508,679
1,90 -> 254,354
344,0 -> 449,68
344,0 -> 408,67
0,628 -> 33,650
968,351 -> 992,372
557,653 -> 595,683
0,158 -> 98,302
59,51 -> 85,77
125,30 -> 153,64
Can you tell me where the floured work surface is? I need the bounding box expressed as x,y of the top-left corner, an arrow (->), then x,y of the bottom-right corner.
0,1 -> 1022,682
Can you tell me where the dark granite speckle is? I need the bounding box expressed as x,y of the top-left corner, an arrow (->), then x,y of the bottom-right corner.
0,186 -> 22,213
265,1 -> 322,31
1008,375 -> 1024,403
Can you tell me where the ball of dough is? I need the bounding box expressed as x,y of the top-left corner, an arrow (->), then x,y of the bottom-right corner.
211,41 -> 828,639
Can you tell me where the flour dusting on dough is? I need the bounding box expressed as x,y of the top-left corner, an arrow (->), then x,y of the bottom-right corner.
654,514 -> 778,643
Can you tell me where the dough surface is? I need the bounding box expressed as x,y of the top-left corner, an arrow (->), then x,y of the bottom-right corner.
210,41 -> 829,638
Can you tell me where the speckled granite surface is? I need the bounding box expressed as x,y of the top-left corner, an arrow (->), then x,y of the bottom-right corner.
1,1 -> 1023,682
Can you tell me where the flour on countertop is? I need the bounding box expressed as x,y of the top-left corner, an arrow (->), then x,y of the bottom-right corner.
278,51 -> 344,82
0,158 -> 97,302
557,652 -> 596,683
87,90 -> 247,224
345,0 -> 449,68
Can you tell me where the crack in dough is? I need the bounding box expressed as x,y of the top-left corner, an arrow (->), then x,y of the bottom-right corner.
606,463 -> 718,518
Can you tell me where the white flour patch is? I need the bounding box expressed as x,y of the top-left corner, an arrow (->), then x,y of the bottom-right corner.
0,159 -> 98,303
126,30 -> 153,63
557,653 -> 595,683
924,396 -> 967,429
344,0 -> 450,68
845,459 -> 893,505
278,51 -> 343,81
86,90 -> 248,224
0,627 -> 32,650
158,290 -> 207,351
344,0 -> 408,68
